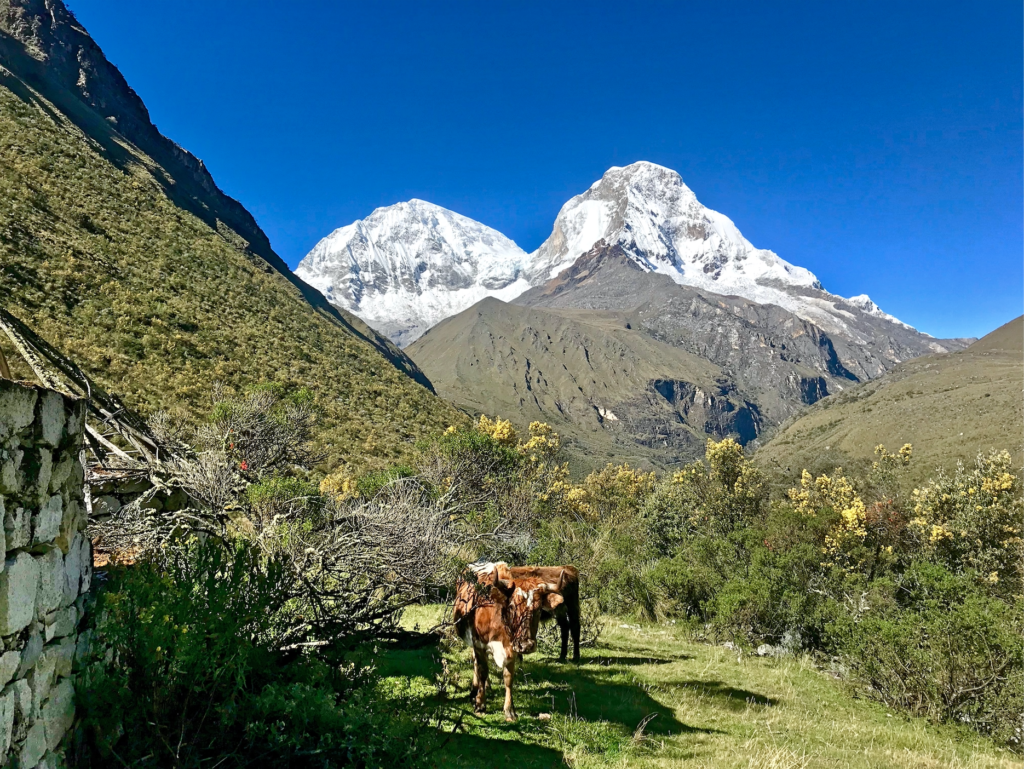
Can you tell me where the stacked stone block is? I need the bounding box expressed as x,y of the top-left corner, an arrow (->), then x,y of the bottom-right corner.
0,380 -> 90,768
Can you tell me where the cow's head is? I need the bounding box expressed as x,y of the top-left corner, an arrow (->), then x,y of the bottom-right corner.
495,571 -> 567,654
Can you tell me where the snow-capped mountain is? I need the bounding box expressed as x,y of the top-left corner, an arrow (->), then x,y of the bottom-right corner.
295,200 -> 530,347
529,162 -> 914,340
297,161 -> 934,348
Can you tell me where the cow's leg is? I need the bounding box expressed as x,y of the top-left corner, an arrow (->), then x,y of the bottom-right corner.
469,647 -> 481,703
502,658 -> 517,722
570,606 -> 581,662
556,614 -> 570,662
472,648 -> 488,713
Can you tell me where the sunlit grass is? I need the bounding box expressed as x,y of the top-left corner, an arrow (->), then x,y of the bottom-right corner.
385,606 -> 1017,768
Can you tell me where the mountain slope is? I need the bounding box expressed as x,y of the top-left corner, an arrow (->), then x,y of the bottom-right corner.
756,316 -> 1023,485
406,297 -> 764,469
0,0 -> 463,469
408,242 -> 982,470
296,200 -> 529,347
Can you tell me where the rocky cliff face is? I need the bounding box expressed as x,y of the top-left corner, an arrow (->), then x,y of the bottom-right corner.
519,243 -> 873,424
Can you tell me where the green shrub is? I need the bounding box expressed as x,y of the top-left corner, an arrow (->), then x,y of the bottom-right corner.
78,539 -> 431,767
355,464 -> 417,499
829,561 -> 1023,745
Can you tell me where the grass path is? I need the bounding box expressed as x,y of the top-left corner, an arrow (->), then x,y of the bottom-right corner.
383,606 -> 1016,768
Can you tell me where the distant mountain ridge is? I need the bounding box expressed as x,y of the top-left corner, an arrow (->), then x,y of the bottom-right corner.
407,242 -> 971,469
299,161 -> 956,353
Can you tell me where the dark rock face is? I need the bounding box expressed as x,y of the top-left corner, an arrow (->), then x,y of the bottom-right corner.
516,243 -> 964,429
649,379 -> 763,444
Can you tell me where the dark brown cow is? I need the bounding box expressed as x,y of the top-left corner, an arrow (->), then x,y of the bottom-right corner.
477,563 -> 582,662
453,564 -> 565,721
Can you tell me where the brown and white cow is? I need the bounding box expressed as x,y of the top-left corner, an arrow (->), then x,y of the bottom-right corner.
453,564 -> 566,721
471,562 -> 582,662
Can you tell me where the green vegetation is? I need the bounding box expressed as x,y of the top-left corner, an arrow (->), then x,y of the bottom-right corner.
758,316 -> 1023,487
80,541 -> 429,768
79,390 -> 1021,764
389,605 -> 1017,768
0,74 -> 464,472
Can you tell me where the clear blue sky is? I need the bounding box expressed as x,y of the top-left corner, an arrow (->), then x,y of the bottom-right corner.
69,0 -> 1021,339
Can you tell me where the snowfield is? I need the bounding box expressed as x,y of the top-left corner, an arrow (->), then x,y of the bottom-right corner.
296,162 -> 914,345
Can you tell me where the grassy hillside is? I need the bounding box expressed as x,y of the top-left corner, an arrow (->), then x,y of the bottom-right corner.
392,606 -> 1015,769
756,316 -> 1023,485
0,62 -> 463,471
407,297 -> 764,471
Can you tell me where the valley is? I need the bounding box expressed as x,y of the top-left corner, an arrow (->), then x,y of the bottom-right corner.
0,2 -> 1018,767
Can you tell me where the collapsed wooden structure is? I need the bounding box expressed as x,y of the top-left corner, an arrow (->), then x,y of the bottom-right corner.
0,306 -> 178,474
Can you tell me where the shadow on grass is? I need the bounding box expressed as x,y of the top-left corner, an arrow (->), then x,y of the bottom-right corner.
520,663 -> 699,736
579,655 -> 689,666
378,641 -> 733,766
427,731 -> 565,769
674,679 -> 779,709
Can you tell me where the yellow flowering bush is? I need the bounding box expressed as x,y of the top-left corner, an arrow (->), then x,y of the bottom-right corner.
476,414 -> 519,446
319,473 -> 359,501
908,450 -> 1023,591
788,468 -> 867,565
646,439 -> 769,543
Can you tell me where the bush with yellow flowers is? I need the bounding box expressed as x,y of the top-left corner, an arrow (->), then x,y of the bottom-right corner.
909,449 -> 1023,594
788,467 -> 868,567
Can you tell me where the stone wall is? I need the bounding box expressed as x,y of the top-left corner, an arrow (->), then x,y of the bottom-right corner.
0,379 -> 90,768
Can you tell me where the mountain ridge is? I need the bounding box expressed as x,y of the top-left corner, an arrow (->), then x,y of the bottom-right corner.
299,162 -> 963,357
756,316 -> 1023,485
0,0 -> 463,469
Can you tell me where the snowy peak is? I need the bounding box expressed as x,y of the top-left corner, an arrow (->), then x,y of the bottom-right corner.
295,200 -> 530,346
530,161 -> 821,291
297,161 -> 929,349
528,161 -> 908,341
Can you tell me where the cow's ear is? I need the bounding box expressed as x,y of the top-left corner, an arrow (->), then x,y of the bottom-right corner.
489,586 -> 509,604
494,578 -> 515,600
544,592 -> 564,610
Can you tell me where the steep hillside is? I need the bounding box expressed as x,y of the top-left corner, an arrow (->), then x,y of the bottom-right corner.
407,297 -> 761,469
0,0 -> 463,470
757,316 -> 1023,485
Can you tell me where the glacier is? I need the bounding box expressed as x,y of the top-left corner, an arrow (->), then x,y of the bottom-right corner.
296,162 -> 915,346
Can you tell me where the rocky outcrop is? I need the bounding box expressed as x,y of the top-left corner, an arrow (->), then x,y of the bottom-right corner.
0,379 -> 90,768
